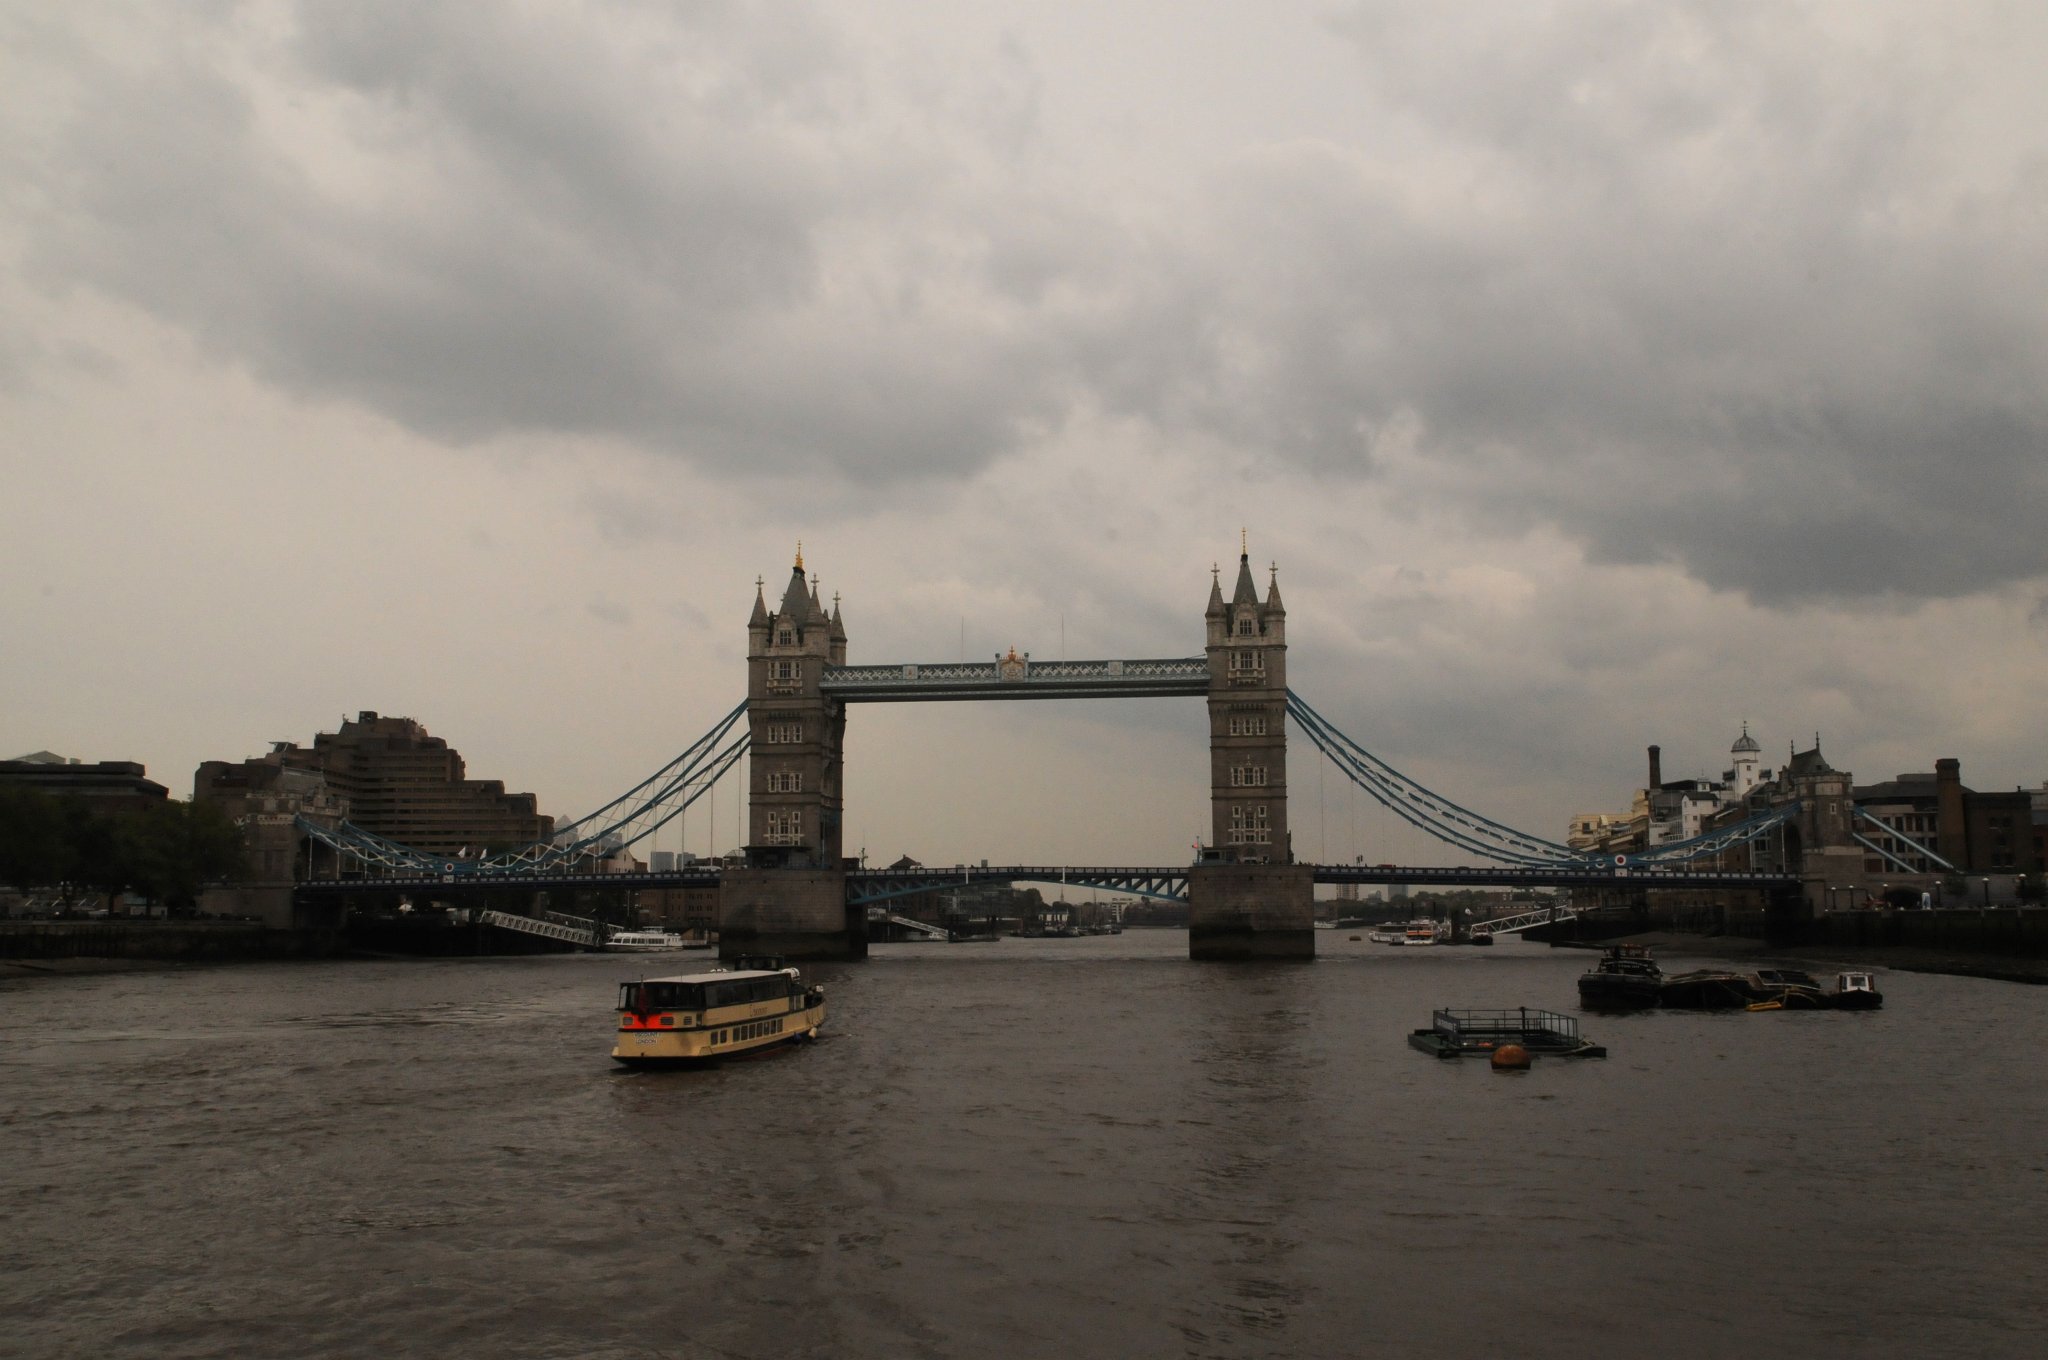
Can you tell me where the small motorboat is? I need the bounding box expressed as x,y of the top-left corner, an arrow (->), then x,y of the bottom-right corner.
1826,970 -> 1884,1009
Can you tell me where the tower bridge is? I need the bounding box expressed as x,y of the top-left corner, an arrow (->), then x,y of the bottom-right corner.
296,540 -> 1818,960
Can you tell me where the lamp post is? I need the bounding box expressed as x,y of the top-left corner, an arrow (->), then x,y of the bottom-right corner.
1982,876 -> 1992,908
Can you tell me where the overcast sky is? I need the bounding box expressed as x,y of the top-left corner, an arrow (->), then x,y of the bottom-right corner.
5,1 -> 2045,869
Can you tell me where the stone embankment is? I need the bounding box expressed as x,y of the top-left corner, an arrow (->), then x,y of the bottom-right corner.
0,920 -> 344,978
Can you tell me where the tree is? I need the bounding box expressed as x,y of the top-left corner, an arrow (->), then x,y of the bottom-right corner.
0,789 -> 245,914
0,787 -> 75,888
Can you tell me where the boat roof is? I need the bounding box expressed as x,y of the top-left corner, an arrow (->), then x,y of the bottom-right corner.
632,968 -> 794,985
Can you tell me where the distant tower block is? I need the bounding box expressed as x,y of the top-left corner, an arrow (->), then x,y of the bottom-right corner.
1189,543 -> 1314,959
725,547 -> 860,960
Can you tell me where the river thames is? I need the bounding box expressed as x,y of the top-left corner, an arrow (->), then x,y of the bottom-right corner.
3,931 -> 2044,1359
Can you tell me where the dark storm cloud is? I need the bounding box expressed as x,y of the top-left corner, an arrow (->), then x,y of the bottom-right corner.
9,2 -> 2044,605
1121,3 -> 2048,604
13,2 -> 1092,482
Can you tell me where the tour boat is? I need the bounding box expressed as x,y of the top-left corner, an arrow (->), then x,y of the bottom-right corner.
1575,944 -> 1663,1011
603,929 -> 689,953
1402,919 -> 1441,947
611,960 -> 825,1066
1367,924 -> 1407,945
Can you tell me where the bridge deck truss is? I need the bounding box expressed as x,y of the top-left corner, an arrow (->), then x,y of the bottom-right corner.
822,658 -> 1209,702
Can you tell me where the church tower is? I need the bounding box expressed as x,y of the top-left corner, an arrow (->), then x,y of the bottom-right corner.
1205,540 -> 1289,862
744,546 -> 846,868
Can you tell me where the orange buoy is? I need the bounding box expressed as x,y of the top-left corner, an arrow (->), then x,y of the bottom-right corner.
1490,1044 -> 1532,1071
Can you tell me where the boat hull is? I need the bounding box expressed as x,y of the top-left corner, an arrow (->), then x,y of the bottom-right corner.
611,999 -> 826,1066
1576,977 -> 1662,1011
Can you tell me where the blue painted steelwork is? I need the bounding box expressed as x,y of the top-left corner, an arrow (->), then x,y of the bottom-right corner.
1849,806 -> 1958,872
1287,692 -> 1594,867
848,865 -> 1193,904
1311,863 -> 1794,889
297,859 -> 1796,899
822,657 -> 1208,702
1632,802 -> 1799,865
296,701 -> 750,876
1289,691 -> 1803,871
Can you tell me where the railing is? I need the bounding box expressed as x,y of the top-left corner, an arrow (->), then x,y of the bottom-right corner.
822,657 -> 1209,701
478,910 -> 596,948
1475,904 -> 1580,935
885,914 -> 951,940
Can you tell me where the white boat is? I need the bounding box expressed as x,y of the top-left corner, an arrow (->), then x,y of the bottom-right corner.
1367,925 -> 1408,945
1401,919 -> 1442,946
612,958 -> 826,1065
603,929 -> 689,953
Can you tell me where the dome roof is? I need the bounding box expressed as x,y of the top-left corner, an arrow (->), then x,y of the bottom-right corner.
1731,722 -> 1761,755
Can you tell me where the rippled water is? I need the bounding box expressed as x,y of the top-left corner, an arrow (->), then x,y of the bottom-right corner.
4,932 -> 2044,1359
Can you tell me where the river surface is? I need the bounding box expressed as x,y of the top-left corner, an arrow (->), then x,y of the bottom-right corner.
3,931 -> 2044,1359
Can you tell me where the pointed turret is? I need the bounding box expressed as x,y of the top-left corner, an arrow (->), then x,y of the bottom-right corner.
777,554 -> 811,622
1231,552 -> 1259,608
1206,564 -> 1226,618
830,593 -> 846,643
1264,562 -> 1285,616
749,576 -> 770,628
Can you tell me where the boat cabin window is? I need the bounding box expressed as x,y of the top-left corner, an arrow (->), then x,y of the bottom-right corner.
701,976 -> 796,1009
619,982 -> 710,1012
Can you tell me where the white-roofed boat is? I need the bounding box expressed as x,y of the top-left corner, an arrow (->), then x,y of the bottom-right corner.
611,957 -> 826,1065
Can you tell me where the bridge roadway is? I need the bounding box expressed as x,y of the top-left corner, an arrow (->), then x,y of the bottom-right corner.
298,862 -> 1797,903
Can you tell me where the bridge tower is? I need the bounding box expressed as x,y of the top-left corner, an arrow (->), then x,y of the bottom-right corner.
721,548 -> 861,959
1188,543 -> 1315,959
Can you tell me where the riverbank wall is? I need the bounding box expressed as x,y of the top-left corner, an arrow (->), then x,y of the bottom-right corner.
0,920 -> 345,964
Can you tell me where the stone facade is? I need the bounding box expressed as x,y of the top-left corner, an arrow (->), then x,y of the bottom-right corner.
745,553 -> 847,870
1188,864 -> 1315,960
717,867 -> 861,961
1205,550 -> 1290,863
732,551 -> 859,958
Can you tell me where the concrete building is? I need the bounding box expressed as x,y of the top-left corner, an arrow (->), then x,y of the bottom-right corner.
1855,760 -> 2041,877
216,713 -> 554,858
1569,727 -> 1775,859
1,752 -> 168,811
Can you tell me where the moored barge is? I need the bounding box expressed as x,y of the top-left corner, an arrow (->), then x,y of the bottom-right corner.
1576,944 -> 1663,1011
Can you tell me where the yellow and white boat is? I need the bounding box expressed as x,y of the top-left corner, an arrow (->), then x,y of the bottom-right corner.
611,958 -> 825,1066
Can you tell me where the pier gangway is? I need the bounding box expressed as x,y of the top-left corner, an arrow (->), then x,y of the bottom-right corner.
885,914 -> 951,941
1476,904 -> 1582,936
478,910 -> 597,949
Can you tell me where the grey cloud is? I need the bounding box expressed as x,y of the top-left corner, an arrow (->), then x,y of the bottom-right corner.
10,1 -> 2045,608
15,2 -> 1086,483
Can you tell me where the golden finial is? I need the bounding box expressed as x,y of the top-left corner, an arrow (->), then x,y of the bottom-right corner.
794,540 -> 804,570
1240,527 -> 1247,556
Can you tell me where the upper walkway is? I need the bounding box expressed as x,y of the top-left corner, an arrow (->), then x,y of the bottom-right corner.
820,657 -> 1210,702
